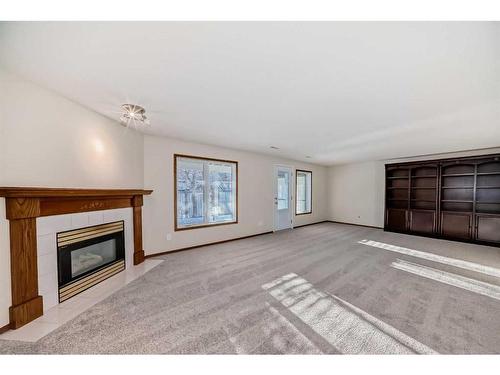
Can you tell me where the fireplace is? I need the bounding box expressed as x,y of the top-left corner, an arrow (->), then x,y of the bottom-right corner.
57,221 -> 126,302
0,187 -> 152,329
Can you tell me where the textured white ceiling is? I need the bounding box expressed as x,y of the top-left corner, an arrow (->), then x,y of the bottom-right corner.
1,22 -> 499,165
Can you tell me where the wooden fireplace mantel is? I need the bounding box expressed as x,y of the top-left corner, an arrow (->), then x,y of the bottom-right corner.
0,187 -> 153,329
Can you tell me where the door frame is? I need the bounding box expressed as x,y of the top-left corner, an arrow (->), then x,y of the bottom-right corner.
274,165 -> 294,231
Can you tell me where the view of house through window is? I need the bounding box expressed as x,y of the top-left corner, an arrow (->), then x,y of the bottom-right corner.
296,170 -> 312,214
175,155 -> 237,229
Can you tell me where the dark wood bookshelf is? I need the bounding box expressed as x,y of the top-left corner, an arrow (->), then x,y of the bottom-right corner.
385,154 -> 500,246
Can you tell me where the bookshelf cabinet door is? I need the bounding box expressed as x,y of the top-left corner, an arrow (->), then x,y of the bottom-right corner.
409,210 -> 436,234
386,209 -> 407,231
475,215 -> 500,243
440,212 -> 472,240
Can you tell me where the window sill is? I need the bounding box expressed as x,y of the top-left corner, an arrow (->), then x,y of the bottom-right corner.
175,220 -> 238,231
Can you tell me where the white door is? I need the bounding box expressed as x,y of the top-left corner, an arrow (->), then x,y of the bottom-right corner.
274,166 -> 293,231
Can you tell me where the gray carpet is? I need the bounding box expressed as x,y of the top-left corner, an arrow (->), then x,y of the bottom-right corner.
1,222 -> 500,354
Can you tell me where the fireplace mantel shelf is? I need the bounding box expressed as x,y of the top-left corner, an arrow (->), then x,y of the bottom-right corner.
0,187 -> 153,198
1,186 -> 153,329
0,187 -> 153,220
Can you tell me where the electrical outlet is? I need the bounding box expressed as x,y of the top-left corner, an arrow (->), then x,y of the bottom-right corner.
166,233 -> 172,241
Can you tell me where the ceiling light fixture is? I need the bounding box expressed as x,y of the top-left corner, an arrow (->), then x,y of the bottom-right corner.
120,104 -> 150,128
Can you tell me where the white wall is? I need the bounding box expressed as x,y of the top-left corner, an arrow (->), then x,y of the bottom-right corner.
0,68 -> 144,188
327,147 -> 500,228
327,161 -> 385,228
0,67 -> 144,327
143,135 -> 329,254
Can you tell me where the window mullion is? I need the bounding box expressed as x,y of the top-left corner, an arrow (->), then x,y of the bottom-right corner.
203,161 -> 210,224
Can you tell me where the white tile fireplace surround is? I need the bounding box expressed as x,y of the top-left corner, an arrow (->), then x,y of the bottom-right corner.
37,208 -> 135,312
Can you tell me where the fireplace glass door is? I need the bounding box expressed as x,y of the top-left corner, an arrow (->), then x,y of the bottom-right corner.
70,238 -> 118,278
57,221 -> 125,288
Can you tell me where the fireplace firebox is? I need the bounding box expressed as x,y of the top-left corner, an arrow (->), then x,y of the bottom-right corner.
57,221 -> 126,302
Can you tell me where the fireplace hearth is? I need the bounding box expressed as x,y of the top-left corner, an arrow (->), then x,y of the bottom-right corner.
57,221 -> 126,302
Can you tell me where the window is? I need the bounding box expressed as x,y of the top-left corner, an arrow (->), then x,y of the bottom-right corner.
175,154 -> 237,230
296,170 -> 312,215
277,170 -> 289,210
